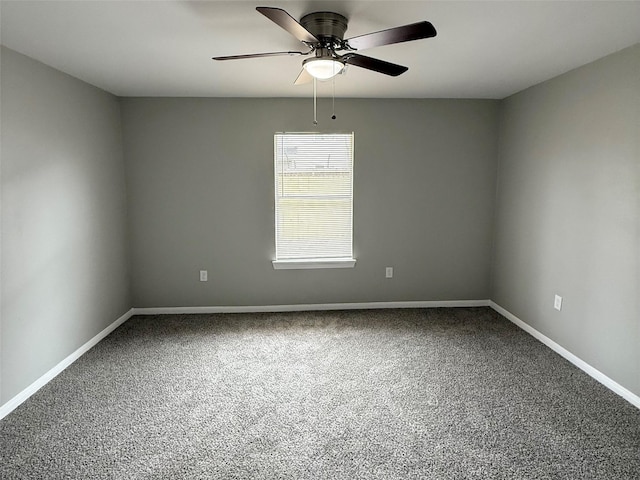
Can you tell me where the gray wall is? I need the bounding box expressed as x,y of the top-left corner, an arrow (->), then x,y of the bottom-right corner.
1,47 -> 131,403
121,98 -> 499,308
492,44 -> 640,397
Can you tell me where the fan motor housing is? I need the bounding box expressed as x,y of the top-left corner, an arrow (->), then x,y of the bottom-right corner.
300,11 -> 348,43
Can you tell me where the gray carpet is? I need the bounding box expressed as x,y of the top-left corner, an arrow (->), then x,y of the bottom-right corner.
1,307 -> 639,479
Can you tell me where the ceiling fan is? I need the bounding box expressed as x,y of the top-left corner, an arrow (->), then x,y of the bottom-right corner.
213,7 -> 437,84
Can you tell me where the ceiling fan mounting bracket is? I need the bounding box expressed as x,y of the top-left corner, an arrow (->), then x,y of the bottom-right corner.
300,11 -> 349,50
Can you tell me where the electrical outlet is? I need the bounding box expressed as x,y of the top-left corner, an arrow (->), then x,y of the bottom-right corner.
554,294 -> 562,311
199,270 -> 208,282
385,267 -> 393,279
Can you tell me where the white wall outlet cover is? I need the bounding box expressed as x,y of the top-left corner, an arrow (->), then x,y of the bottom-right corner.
199,270 -> 208,282
554,295 -> 563,311
385,267 -> 393,278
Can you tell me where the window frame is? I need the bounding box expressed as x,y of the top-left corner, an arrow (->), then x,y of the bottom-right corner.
272,132 -> 356,270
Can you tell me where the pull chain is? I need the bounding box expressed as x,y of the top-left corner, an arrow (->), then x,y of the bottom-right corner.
313,77 -> 318,125
331,73 -> 336,120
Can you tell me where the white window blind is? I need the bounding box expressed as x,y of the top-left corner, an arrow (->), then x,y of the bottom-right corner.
274,133 -> 354,266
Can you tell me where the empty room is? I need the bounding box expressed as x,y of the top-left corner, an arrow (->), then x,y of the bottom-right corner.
1,1 -> 639,478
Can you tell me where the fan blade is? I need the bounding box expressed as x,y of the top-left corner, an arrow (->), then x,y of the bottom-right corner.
294,69 -> 313,85
342,54 -> 408,76
213,51 -> 308,61
345,21 -> 436,51
256,7 -> 319,44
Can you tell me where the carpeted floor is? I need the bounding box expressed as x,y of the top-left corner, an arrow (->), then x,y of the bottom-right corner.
1,307 -> 639,479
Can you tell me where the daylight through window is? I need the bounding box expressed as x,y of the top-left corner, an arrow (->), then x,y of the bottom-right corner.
273,133 -> 355,269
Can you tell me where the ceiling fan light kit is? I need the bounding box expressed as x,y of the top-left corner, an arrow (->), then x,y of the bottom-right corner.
303,58 -> 343,80
302,44 -> 345,81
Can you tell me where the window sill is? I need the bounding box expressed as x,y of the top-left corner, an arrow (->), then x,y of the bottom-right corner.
272,258 -> 357,270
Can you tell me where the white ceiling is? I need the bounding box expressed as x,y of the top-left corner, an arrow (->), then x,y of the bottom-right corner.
1,1 -> 639,99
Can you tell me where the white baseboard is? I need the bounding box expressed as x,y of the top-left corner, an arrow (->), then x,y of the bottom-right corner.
0,308 -> 134,421
490,301 -> 640,410
132,299 -> 491,315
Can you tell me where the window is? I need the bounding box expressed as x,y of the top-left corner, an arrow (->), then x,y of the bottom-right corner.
273,132 -> 355,269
